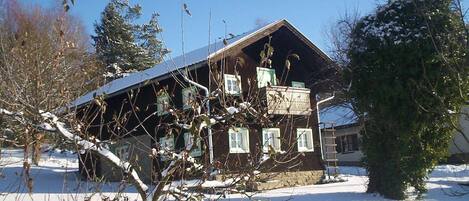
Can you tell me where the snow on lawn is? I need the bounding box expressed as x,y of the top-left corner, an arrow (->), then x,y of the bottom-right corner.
1,149 -> 469,201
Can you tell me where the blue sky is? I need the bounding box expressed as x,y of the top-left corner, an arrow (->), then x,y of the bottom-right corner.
26,0 -> 385,57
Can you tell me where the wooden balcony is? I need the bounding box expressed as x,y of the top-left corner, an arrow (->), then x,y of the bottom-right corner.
262,86 -> 312,115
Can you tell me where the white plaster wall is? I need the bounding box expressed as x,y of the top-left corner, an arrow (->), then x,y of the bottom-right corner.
449,106 -> 469,154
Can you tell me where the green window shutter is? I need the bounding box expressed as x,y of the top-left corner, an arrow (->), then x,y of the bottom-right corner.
292,81 -> 305,88
257,67 -> 277,88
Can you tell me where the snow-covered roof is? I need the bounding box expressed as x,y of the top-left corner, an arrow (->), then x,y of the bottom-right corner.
70,19 -> 326,108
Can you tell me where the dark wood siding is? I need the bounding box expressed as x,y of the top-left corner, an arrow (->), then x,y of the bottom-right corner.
78,24 -> 331,178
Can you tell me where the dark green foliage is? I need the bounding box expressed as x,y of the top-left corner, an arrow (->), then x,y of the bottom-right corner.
93,0 -> 169,80
346,0 -> 469,199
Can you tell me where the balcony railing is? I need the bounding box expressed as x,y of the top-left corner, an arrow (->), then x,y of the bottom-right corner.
262,86 -> 311,115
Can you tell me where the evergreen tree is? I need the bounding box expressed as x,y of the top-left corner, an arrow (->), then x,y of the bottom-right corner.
346,0 -> 469,199
93,0 -> 169,80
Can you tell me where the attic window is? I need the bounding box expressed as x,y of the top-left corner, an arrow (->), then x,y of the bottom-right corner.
224,74 -> 242,95
257,67 -> 277,88
157,94 -> 170,115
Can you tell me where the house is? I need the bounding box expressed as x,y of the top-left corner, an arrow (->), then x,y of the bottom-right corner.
323,106 -> 469,166
72,19 -> 335,189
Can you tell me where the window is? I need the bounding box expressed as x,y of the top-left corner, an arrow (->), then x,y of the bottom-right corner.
182,87 -> 197,109
297,128 -> 314,152
335,134 -> 359,153
224,74 -> 242,95
291,81 -> 305,88
229,127 -> 250,153
157,94 -> 170,115
257,67 -> 277,88
184,132 -> 202,157
159,136 -> 175,161
115,144 -> 131,161
262,128 -> 281,152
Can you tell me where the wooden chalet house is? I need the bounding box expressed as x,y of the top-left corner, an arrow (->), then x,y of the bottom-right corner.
72,19 -> 334,189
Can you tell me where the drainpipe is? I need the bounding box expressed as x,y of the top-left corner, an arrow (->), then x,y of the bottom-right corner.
316,93 -> 335,161
182,72 -> 214,165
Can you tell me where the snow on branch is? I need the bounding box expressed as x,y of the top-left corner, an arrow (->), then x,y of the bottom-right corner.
0,108 -> 149,193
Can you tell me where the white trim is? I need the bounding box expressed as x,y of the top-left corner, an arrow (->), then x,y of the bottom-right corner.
297,128 -> 314,152
182,87 -> 197,110
224,74 -> 242,95
159,136 -> 175,161
291,81 -> 305,88
256,67 -> 277,88
184,132 -> 202,157
229,127 -> 250,153
114,143 -> 131,161
157,94 -> 170,115
262,128 -> 281,153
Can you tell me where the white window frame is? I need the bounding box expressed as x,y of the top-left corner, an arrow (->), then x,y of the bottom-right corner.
262,128 -> 281,153
159,136 -> 175,161
115,143 -> 131,161
224,74 -> 242,95
228,127 -> 250,153
157,94 -> 170,115
182,87 -> 197,109
297,128 -> 314,152
291,81 -> 305,88
256,67 -> 277,88
184,132 -> 202,157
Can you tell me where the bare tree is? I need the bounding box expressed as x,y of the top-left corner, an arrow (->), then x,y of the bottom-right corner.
0,2 -> 333,201
0,0 -> 101,191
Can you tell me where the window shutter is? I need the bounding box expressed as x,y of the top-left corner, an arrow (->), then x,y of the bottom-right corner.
274,132 -> 281,151
307,130 -> 313,150
229,131 -> 235,150
242,128 -> 249,152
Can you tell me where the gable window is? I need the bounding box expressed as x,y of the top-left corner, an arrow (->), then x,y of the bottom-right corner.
184,132 -> 202,157
157,94 -> 170,115
262,128 -> 281,152
159,136 -> 175,161
257,67 -> 277,88
229,127 -> 250,153
291,81 -> 305,88
182,87 -> 197,109
224,74 -> 242,95
297,128 -> 314,152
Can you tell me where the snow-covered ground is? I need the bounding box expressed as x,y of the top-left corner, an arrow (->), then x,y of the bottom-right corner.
1,149 -> 469,201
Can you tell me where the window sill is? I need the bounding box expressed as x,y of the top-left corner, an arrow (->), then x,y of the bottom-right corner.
226,92 -> 242,96
229,149 -> 250,154
262,149 -> 282,153
298,148 -> 314,152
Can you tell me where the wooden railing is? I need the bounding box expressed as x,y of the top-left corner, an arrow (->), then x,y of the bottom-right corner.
262,86 -> 311,115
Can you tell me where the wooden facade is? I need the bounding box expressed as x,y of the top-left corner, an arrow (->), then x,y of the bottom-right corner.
76,20 -> 334,183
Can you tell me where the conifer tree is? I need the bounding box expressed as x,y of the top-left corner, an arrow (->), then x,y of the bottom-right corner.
93,0 -> 169,80
346,0 -> 469,199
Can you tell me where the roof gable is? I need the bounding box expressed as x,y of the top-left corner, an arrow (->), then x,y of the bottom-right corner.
70,19 -> 331,108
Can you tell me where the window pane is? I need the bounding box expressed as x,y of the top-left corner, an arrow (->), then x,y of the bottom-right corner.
257,67 -> 276,88
292,81 -> 305,88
